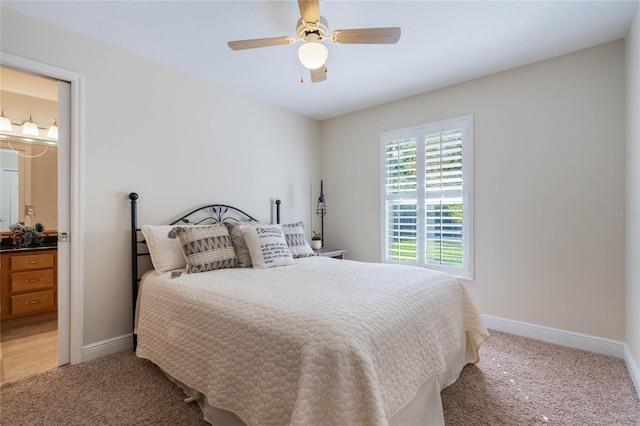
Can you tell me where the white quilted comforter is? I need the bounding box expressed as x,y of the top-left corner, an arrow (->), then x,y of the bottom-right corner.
136,256 -> 488,426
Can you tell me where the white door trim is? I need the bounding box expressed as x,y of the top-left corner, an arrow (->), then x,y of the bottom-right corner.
1,51 -> 84,365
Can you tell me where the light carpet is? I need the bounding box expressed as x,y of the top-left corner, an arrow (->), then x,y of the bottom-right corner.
1,330 -> 638,425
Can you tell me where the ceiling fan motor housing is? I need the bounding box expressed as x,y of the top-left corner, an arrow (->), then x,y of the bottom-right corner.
297,17 -> 329,41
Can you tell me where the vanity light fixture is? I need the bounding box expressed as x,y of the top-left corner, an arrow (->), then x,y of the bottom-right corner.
0,111 -> 58,142
1,112 -> 58,158
47,118 -> 58,139
22,114 -> 40,136
0,109 -> 12,132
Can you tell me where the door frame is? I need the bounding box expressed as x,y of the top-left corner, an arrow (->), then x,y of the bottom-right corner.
1,51 -> 84,365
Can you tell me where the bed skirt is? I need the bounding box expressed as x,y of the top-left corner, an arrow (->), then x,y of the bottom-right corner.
162,330 -> 481,426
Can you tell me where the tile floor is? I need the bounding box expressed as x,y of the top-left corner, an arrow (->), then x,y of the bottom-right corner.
0,328 -> 58,384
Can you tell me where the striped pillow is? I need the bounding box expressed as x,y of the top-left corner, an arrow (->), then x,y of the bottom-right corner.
281,222 -> 316,258
173,224 -> 238,273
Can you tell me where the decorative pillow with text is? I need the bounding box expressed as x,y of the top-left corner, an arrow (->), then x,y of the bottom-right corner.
239,223 -> 295,269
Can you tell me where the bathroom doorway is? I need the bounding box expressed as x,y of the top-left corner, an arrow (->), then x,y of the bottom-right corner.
0,66 -> 66,383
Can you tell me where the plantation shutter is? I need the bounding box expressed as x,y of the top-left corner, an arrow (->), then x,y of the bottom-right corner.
384,136 -> 419,263
425,129 -> 464,267
381,115 -> 473,279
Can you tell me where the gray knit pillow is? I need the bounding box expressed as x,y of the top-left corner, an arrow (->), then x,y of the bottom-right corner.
173,224 -> 238,273
225,222 -> 254,268
281,222 -> 316,258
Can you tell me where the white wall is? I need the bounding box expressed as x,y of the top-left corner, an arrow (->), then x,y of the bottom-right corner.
626,5 -> 640,376
321,41 -> 626,341
1,8 -> 320,346
1,5 -> 633,355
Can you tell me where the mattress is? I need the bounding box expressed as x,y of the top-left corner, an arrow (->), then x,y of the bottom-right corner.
136,256 -> 489,425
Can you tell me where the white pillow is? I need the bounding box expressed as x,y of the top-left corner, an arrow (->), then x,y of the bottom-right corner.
141,225 -> 186,273
281,221 -> 317,258
141,224 -> 215,272
239,223 -> 294,269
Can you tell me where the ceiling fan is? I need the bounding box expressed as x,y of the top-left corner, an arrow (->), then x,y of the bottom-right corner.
227,0 -> 401,83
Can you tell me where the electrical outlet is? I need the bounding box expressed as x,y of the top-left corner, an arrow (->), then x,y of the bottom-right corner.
59,232 -> 70,242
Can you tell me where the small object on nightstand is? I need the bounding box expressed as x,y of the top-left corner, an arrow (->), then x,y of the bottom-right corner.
310,231 -> 322,250
313,248 -> 347,259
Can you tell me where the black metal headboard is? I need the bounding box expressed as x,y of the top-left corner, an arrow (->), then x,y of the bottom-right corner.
128,192 -> 281,349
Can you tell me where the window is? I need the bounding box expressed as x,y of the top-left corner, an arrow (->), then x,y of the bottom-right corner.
380,115 -> 473,279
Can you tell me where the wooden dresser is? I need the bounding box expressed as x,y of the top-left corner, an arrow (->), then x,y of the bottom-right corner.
1,248 -> 57,321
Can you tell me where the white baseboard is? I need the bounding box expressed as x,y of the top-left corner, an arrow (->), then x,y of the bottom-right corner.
83,333 -> 133,362
483,315 -> 640,400
482,315 -> 625,358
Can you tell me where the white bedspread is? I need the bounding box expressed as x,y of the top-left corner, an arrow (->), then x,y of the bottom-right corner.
136,257 -> 488,426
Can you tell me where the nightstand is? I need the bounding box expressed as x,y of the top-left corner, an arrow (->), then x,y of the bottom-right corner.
313,248 -> 347,259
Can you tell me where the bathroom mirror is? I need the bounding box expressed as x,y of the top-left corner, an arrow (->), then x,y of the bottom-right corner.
0,135 -> 57,232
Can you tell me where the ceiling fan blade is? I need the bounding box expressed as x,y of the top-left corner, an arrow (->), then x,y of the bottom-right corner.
298,0 -> 320,24
331,27 -> 401,44
310,66 -> 327,83
227,36 -> 296,51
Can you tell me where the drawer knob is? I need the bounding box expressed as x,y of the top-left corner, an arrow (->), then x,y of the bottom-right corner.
26,300 -> 43,305
25,260 -> 42,264
26,279 -> 42,283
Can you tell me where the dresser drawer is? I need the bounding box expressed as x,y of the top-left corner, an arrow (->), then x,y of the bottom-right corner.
10,253 -> 56,272
10,269 -> 55,293
10,290 -> 55,316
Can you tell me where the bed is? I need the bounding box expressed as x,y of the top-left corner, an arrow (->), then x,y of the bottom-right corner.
129,193 -> 489,426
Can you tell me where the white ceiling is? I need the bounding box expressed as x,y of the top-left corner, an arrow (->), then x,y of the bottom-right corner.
2,1 -> 637,121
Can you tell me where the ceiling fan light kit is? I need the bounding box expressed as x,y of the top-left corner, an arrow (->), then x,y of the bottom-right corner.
227,0 -> 400,83
298,39 -> 328,70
